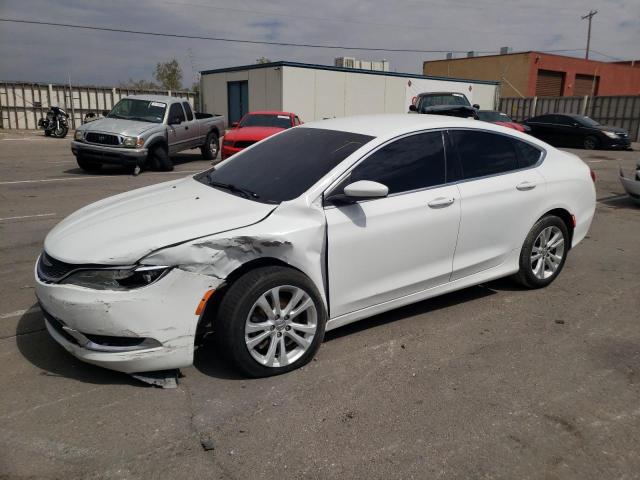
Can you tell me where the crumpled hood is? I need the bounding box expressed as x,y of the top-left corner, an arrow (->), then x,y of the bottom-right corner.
225,126 -> 285,142
44,176 -> 276,265
79,117 -> 158,137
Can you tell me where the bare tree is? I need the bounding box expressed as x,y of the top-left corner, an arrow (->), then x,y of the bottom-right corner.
256,56 -> 272,64
154,58 -> 183,90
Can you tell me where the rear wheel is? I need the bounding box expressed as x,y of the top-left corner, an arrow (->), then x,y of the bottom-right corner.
76,155 -> 102,173
583,135 -> 599,150
201,131 -> 219,160
514,215 -> 569,289
148,145 -> 173,171
215,266 -> 326,377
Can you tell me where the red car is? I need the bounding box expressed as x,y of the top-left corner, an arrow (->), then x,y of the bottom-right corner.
477,110 -> 531,133
222,111 -> 303,159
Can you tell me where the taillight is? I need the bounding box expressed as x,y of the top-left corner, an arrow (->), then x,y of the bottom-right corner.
571,214 -> 577,228
590,169 -> 596,182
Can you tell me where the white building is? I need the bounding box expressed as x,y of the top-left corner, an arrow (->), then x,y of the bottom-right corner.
200,61 -> 499,125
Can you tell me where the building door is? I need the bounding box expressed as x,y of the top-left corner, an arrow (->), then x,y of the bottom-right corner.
227,81 -> 248,125
535,70 -> 564,96
574,74 -> 599,96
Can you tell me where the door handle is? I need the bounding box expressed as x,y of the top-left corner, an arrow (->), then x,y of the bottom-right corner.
516,181 -> 536,191
428,197 -> 455,208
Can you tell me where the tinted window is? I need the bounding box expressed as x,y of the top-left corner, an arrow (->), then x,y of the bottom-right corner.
195,128 -> 374,203
108,99 -> 166,123
528,115 -> 555,123
555,115 -> 575,126
182,102 -> 194,121
168,103 -> 185,123
512,140 -> 543,168
349,132 -> 445,194
450,130 -> 518,179
419,93 -> 470,108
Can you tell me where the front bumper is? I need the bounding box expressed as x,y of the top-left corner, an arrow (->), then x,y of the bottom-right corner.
35,265 -> 219,373
601,137 -> 632,150
221,145 -> 244,160
71,141 -> 148,166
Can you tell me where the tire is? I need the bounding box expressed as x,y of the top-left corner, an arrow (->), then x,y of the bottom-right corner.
215,266 -> 327,377
44,129 -> 51,137
514,215 -> 569,289
148,145 -> 173,171
76,155 -> 102,173
54,126 -> 68,138
201,131 -> 219,160
583,135 -> 599,150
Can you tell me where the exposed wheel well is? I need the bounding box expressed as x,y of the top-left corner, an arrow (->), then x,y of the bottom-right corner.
195,257 -> 297,340
209,127 -> 220,138
543,208 -> 574,248
147,139 -> 168,152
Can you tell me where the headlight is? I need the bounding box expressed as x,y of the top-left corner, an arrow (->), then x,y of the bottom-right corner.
123,136 -> 144,148
61,265 -> 170,290
603,131 -> 618,139
74,130 -> 84,141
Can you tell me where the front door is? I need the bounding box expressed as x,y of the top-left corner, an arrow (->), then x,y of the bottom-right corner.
227,81 -> 249,125
325,131 -> 461,318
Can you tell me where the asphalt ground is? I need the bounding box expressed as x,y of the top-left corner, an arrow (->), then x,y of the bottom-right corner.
1,130 -> 639,479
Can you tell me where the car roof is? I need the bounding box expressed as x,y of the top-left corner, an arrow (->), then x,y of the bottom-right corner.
246,111 -> 294,116
123,94 -> 182,103
301,114 -> 484,137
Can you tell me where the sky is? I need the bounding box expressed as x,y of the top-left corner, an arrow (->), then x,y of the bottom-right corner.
0,0 -> 638,89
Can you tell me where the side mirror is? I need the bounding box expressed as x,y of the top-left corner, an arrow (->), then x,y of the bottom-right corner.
169,116 -> 182,125
344,180 -> 389,199
473,104 -> 480,110
231,121 -> 239,128
408,104 -> 417,112
102,110 -> 109,117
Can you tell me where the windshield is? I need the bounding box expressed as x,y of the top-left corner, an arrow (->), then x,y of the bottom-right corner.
577,116 -> 600,127
240,114 -> 292,129
477,111 -> 512,122
108,99 -> 166,123
420,93 -> 471,109
195,128 -> 375,203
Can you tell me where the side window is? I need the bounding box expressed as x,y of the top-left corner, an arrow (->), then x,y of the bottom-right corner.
349,131 -> 446,195
182,102 -> 194,121
294,116 -> 301,126
450,130 -> 519,180
512,139 -> 543,168
168,103 -> 186,123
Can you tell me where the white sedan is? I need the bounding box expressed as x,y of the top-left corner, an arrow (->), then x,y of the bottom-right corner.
35,115 -> 596,378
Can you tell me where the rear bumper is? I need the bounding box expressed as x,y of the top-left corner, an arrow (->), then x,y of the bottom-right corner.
71,141 -> 148,166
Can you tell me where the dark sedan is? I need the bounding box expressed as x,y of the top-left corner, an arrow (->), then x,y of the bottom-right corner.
523,113 -> 632,150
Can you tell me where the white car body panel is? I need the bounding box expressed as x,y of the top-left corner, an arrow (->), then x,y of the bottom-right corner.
35,114 -> 596,374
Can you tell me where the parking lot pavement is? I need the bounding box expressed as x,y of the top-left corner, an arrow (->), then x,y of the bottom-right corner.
1,131 -> 639,479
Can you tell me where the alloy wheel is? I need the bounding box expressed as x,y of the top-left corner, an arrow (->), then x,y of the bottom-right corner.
244,285 -> 318,367
210,138 -> 218,157
530,226 -> 565,279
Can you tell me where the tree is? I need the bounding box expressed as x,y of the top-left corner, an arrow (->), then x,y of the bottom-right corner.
256,56 -> 272,64
154,58 -> 183,90
119,78 -> 159,90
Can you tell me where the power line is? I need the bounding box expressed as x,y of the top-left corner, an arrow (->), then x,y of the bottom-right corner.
0,18 -> 495,54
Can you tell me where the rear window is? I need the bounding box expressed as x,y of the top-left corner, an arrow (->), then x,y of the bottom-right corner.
196,128 -> 374,203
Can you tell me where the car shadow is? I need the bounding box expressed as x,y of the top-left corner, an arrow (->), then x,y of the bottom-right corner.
15,305 -> 144,387
598,194 -> 639,210
323,284 -> 498,342
61,152 -> 217,176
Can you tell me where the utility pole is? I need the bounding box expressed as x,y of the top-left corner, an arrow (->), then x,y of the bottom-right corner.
581,10 -> 598,59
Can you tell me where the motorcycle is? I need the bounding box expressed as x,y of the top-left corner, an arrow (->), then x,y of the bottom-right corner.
38,106 -> 70,138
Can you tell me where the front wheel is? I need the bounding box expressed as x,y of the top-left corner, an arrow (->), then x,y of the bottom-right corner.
514,215 -> 569,289
583,135 -> 599,150
76,155 -> 102,173
148,145 -> 173,171
215,266 -> 327,377
53,126 -> 68,138
201,131 -> 219,160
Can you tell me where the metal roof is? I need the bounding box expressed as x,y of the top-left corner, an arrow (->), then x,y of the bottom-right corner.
200,61 -> 500,85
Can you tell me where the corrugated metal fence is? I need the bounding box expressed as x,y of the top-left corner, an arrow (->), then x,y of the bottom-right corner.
0,81 -> 198,130
499,95 -> 640,142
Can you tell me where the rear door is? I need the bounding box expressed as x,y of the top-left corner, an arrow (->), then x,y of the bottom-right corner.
181,101 -> 200,147
448,129 -> 547,280
325,131 -> 461,317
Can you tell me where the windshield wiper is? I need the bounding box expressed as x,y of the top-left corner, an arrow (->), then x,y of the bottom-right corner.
206,177 -> 260,199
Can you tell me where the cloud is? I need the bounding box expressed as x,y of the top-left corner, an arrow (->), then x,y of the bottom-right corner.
0,0 -> 638,86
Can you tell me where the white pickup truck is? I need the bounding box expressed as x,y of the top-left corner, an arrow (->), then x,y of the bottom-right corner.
71,95 -> 226,172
